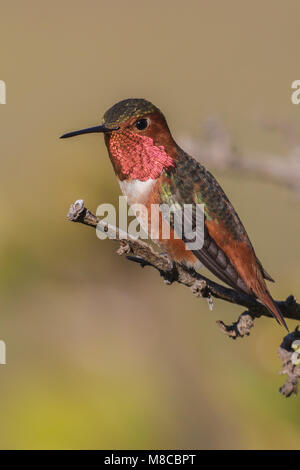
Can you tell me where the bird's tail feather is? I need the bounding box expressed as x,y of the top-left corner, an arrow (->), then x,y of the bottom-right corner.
257,289 -> 288,331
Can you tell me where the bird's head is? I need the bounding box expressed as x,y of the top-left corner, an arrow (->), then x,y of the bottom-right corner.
60,98 -> 177,181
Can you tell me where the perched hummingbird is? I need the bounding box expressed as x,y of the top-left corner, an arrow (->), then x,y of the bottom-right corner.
61,98 -> 287,329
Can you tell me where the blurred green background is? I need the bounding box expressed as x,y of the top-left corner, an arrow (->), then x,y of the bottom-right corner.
0,0 -> 300,449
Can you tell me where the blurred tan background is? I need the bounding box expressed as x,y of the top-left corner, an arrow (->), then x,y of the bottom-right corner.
0,0 -> 300,449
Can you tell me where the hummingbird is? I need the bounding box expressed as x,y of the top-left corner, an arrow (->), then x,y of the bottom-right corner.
61,98 -> 287,329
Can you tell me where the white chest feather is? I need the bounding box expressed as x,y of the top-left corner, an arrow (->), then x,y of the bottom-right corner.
118,178 -> 156,205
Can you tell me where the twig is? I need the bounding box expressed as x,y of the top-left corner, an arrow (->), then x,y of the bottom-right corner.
179,117 -> 300,192
278,327 -> 300,397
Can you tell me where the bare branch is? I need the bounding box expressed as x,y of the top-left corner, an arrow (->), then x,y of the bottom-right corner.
179,117 -> 300,193
278,327 -> 300,397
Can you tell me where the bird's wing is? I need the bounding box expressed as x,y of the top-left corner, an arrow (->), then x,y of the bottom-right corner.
159,152 -> 286,328
159,186 -> 250,294
159,153 -> 270,295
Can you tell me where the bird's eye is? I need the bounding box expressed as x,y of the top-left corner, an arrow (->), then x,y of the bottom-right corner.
135,118 -> 149,131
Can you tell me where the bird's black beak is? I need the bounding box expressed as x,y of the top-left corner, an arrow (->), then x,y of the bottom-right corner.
60,124 -> 119,139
